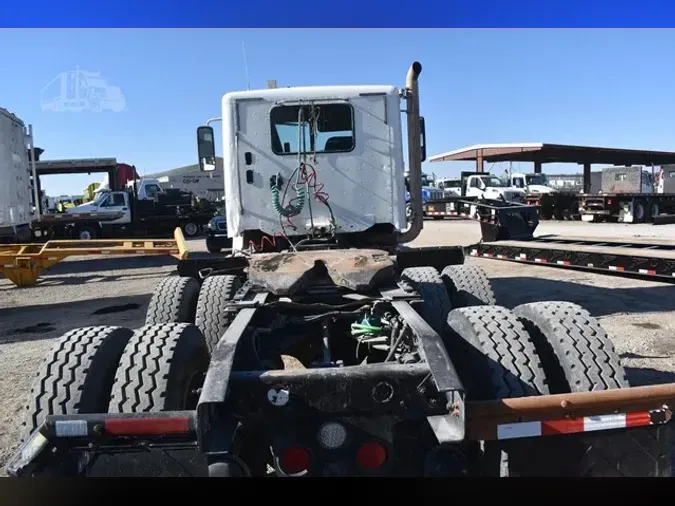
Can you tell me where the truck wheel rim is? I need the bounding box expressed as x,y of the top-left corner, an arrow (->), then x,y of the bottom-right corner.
185,223 -> 198,236
80,231 -> 92,240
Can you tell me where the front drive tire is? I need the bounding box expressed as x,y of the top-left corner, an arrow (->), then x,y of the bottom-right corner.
400,266 -> 452,336
441,264 -> 496,307
144,276 -> 200,325
194,275 -> 243,354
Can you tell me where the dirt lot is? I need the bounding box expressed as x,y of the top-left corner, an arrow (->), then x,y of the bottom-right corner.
1,220 -> 675,470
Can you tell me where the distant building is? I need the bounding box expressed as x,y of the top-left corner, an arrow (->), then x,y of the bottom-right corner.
147,157 -> 224,201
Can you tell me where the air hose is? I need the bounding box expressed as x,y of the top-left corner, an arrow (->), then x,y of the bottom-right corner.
271,169 -> 306,217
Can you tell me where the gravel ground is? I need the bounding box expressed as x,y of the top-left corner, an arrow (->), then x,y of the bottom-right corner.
1,221 -> 675,470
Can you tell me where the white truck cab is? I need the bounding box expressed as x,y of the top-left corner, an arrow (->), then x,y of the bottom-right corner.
124,178 -> 164,200
464,173 -> 525,202
436,177 -> 462,196
509,172 -> 556,194
196,71 -> 426,251
657,166 -> 675,194
67,190 -> 132,224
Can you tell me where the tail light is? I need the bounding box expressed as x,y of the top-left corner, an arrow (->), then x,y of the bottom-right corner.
279,446 -> 311,475
607,198 -> 612,205
356,442 -> 387,470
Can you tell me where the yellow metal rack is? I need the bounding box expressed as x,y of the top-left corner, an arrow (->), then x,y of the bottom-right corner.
0,228 -> 189,288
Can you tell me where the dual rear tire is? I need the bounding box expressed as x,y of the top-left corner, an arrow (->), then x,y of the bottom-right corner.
400,264 -> 670,477
446,301 -> 671,477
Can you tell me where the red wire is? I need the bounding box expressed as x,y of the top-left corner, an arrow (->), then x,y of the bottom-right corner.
283,162 -> 332,232
248,232 -> 286,252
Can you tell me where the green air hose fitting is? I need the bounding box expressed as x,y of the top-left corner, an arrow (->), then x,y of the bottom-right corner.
271,172 -> 306,217
350,323 -> 383,336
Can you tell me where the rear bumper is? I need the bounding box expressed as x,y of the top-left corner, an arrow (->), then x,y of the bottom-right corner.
9,382 -> 674,477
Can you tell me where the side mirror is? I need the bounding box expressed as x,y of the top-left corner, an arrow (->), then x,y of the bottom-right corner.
419,117 -> 427,162
197,126 -> 217,172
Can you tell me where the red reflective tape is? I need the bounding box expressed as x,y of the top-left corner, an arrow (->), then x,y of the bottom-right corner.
541,417 -> 584,435
626,411 -> 652,428
104,417 -> 190,435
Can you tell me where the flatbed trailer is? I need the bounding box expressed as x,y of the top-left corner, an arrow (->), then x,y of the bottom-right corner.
30,211 -> 125,239
579,192 -> 675,223
423,194 -> 470,218
98,209 -> 215,239
523,192 -> 581,221
464,199 -> 675,281
469,235 -> 675,281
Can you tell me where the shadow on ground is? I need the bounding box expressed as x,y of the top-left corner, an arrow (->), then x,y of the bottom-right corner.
41,255 -> 179,275
0,294 -> 151,344
491,276 -> 675,316
625,367 -> 675,387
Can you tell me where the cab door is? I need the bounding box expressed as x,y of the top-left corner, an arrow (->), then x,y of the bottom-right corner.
98,192 -> 131,224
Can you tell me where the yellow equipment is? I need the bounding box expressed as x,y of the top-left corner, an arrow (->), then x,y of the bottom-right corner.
0,228 -> 189,288
83,182 -> 101,203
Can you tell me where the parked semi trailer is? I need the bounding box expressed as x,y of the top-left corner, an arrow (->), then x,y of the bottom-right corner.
579,165 -> 675,223
9,62 -> 674,478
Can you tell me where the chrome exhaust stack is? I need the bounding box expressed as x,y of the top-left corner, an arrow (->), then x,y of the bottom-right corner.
398,61 -> 423,244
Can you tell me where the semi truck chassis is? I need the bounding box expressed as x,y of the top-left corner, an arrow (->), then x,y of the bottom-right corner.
7,201 -> 675,478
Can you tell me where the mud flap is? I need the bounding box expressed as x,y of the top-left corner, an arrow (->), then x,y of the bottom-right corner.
87,449 -> 208,477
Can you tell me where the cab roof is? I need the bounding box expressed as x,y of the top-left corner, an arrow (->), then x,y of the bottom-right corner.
222,85 -> 399,104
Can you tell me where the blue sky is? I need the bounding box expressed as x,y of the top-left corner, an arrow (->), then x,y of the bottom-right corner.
2,29 -> 674,195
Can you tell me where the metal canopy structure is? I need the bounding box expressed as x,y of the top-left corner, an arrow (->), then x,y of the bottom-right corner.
34,158 -> 118,176
429,143 -> 675,193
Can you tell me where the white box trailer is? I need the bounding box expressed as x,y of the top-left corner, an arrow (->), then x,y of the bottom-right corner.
0,108 -> 36,242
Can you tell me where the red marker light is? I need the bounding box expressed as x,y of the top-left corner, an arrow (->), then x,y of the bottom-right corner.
280,446 -> 311,475
104,417 -> 190,435
356,442 -> 387,470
